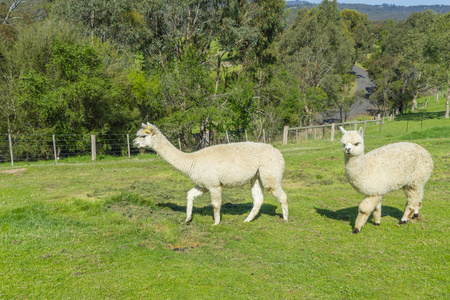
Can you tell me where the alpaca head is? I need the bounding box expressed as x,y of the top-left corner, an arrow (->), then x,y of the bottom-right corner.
339,127 -> 364,157
133,123 -> 159,149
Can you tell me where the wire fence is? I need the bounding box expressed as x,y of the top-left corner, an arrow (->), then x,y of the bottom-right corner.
0,133 -> 137,166
0,129 -> 282,166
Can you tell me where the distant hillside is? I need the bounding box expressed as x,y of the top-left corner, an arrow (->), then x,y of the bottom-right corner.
286,1 -> 450,22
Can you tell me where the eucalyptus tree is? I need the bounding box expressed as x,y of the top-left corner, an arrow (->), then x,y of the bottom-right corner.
426,12 -> 450,118
277,0 -> 355,124
384,11 -> 437,112
341,9 -> 373,64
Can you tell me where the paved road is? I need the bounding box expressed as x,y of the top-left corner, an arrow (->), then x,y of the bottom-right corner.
349,64 -> 376,118
323,65 -> 376,121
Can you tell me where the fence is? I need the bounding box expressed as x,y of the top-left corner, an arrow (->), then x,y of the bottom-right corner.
0,133 -> 136,166
0,129 -> 280,166
282,119 -> 383,145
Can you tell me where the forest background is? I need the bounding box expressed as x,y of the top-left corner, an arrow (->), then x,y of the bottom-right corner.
1,0 -> 449,148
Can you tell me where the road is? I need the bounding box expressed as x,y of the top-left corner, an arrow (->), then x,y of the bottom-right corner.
323,65 -> 376,122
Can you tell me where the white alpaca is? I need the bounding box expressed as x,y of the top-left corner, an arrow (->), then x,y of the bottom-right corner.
339,127 -> 433,234
133,123 -> 288,225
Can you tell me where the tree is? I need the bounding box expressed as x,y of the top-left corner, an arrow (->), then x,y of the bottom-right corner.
426,12 -> 450,119
278,0 -> 355,124
341,9 -> 373,64
0,20 -> 140,135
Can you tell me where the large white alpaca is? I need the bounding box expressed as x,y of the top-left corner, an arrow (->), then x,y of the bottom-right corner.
133,123 -> 288,225
339,127 -> 433,234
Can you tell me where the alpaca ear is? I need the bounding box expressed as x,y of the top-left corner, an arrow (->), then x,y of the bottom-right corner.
358,127 -> 364,136
339,126 -> 346,134
144,123 -> 158,135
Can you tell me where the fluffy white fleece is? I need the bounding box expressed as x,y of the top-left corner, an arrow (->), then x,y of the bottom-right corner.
134,123 -> 288,225
340,127 -> 433,234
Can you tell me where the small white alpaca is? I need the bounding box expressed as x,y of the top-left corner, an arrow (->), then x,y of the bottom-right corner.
339,127 -> 433,234
134,123 -> 288,225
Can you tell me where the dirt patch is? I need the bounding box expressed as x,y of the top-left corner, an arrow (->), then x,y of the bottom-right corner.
317,156 -> 340,161
0,168 -> 26,174
164,240 -> 203,252
107,203 -> 154,220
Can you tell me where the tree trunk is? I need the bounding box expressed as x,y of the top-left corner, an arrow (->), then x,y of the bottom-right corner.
215,55 -> 222,94
411,92 -> 418,112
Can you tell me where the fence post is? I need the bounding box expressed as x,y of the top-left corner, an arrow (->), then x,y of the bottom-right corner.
53,135 -> 58,164
379,118 -> 383,133
263,129 -> 266,143
283,126 -> 289,145
226,131 -> 230,143
8,134 -> 13,166
91,135 -> 96,161
363,121 -> 367,134
127,134 -> 131,158
245,130 -> 248,142
330,124 -> 335,142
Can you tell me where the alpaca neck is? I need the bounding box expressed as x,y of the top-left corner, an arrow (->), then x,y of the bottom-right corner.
344,152 -> 366,175
152,133 -> 191,174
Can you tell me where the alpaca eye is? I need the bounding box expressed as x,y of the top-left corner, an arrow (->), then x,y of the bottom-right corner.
354,142 -> 360,146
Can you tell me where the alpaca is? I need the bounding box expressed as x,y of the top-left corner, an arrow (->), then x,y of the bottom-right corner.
339,127 -> 433,234
133,123 -> 288,225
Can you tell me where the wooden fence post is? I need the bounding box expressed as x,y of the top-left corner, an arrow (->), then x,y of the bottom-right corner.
379,118 -> 383,133
226,131 -> 230,143
245,130 -> 248,142
53,135 -> 57,164
331,124 -> 335,142
263,129 -> 266,143
283,126 -> 289,145
91,135 -> 96,161
127,134 -> 131,158
8,134 -> 13,166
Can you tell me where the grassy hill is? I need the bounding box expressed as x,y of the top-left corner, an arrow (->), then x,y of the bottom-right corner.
0,95 -> 448,298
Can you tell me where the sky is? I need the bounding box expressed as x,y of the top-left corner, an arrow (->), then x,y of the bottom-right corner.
298,0 -> 450,6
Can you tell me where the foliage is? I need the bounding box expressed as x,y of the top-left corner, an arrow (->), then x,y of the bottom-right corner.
366,11 -> 450,116
2,0 -> 450,147
278,1 -> 356,125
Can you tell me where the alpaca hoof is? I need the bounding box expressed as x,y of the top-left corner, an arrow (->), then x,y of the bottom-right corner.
398,220 -> 407,225
352,228 -> 360,234
373,223 -> 380,226
413,213 -> 419,219
185,218 -> 192,223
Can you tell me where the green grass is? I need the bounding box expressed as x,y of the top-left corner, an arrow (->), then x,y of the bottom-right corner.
0,98 -> 449,299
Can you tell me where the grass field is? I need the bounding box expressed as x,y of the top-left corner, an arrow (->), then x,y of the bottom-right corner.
1,98 -> 449,299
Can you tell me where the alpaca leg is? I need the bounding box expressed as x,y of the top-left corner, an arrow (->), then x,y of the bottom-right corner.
210,187 -> 223,225
372,200 -> 382,226
244,178 -> 264,222
400,186 -> 424,224
353,196 -> 382,234
185,185 -> 208,223
270,186 -> 288,222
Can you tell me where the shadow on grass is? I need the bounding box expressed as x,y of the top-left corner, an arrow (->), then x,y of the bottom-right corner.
158,202 -> 282,220
395,110 -> 446,121
315,205 -> 404,228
